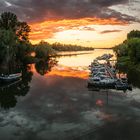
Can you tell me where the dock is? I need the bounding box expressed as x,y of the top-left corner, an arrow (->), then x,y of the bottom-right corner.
87,54 -> 132,91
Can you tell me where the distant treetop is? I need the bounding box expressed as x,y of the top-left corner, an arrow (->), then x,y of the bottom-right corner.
127,30 -> 140,39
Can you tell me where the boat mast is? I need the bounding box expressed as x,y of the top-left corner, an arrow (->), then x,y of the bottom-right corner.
6,45 -> 10,75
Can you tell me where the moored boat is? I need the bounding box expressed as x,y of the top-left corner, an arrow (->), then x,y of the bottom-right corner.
0,73 -> 22,82
87,53 -> 132,91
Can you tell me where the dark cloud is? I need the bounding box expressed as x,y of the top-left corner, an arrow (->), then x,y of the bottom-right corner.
80,26 -> 95,31
90,0 -> 128,7
100,30 -> 122,34
0,0 -> 138,23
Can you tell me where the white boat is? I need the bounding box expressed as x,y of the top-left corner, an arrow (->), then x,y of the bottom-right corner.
0,73 -> 22,82
100,78 -> 116,85
90,67 -> 106,73
88,76 -> 116,86
95,54 -> 114,61
87,53 -> 132,91
0,45 -> 22,83
88,77 -> 101,85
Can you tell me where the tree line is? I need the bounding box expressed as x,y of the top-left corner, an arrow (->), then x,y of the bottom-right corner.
113,30 -> 140,64
113,30 -> 140,87
0,12 -> 32,64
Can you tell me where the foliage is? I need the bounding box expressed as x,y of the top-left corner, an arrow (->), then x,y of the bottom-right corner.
114,30 -> 140,63
127,30 -> 140,39
113,30 -> 140,88
127,38 -> 140,62
0,29 -> 17,62
16,22 -> 31,41
51,42 -> 94,51
16,41 -> 33,63
0,12 -> 30,42
0,12 -> 18,31
0,12 -> 31,69
35,41 -> 56,60
113,43 -> 128,57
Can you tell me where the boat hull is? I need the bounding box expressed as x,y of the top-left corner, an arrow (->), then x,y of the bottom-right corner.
0,73 -> 22,83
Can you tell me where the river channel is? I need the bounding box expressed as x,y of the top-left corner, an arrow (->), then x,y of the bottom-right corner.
0,49 -> 140,140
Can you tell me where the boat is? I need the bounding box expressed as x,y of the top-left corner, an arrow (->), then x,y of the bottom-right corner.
87,53 -> 132,91
0,44 -> 22,83
88,76 -> 116,87
0,73 -> 22,82
115,80 -> 132,91
0,78 -> 22,89
98,54 -> 113,60
88,77 -> 101,86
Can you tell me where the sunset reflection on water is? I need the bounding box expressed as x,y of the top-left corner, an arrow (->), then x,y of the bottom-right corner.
57,49 -> 115,67
31,49 -> 115,79
1,50 -> 140,140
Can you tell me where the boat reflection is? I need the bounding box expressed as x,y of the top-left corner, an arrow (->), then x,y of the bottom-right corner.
0,50 -> 140,140
0,57 -> 58,109
0,65 -> 33,109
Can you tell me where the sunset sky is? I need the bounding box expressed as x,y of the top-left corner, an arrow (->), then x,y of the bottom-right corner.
0,0 -> 140,48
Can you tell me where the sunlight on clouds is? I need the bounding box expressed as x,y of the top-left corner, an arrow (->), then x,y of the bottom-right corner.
29,17 -> 129,47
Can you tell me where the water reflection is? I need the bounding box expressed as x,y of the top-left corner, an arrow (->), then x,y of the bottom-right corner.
75,119 -> 140,140
0,50 -> 140,140
127,68 -> 140,88
0,57 -> 58,109
0,65 -> 33,109
35,58 -> 57,76
117,63 -> 140,88
57,49 -> 115,67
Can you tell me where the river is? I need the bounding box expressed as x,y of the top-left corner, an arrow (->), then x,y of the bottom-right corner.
0,49 -> 140,140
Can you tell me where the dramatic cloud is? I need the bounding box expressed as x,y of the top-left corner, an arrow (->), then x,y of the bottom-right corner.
0,0 -> 138,23
0,0 -> 139,45
100,30 -> 122,34
29,18 -> 126,41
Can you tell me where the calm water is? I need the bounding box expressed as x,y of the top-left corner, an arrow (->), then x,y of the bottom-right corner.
0,49 -> 140,140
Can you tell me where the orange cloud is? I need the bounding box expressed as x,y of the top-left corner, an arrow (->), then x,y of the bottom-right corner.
29,17 -> 128,43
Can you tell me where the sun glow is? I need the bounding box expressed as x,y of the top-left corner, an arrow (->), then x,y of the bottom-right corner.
29,17 -> 140,48
29,17 -> 129,47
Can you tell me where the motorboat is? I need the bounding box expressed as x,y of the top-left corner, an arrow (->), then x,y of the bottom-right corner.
90,67 -> 106,73
88,77 -> 101,85
88,76 -> 116,86
87,53 -> 132,91
0,73 -> 22,82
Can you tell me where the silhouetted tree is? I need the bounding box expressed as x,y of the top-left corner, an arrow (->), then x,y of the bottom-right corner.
127,30 -> 140,39
0,12 -> 18,31
0,12 -> 31,67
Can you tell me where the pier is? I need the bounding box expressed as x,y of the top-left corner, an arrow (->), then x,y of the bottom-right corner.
87,54 -> 132,91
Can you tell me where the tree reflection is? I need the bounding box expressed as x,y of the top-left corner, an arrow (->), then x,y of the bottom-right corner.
127,68 -> 140,88
117,63 -> 140,88
35,57 -> 57,76
0,65 -> 33,109
0,56 -> 57,109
